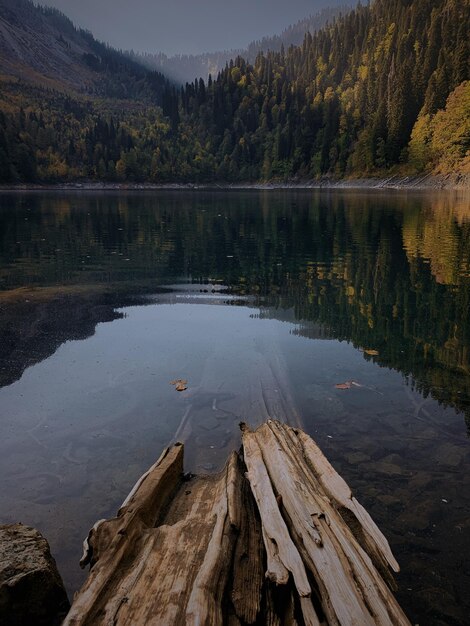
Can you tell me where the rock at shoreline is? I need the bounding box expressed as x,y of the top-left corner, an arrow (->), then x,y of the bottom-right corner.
0,523 -> 69,626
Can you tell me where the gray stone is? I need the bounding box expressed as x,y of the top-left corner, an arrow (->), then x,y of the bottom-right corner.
0,523 -> 69,626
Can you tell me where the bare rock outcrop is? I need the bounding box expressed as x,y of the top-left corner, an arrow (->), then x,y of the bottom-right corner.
0,523 -> 69,626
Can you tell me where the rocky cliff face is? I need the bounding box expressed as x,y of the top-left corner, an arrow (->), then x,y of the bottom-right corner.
0,0 -> 96,90
0,0 -> 168,100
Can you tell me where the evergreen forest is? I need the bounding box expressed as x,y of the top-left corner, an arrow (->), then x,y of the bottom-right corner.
0,0 -> 469,184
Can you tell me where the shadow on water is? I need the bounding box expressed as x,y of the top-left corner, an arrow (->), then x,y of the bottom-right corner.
0,189 -> 469,625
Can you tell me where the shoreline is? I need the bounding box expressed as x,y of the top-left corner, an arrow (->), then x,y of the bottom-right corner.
0,173 -> 469,192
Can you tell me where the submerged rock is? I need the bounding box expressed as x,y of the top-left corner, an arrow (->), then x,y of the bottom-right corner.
435,442 -> 466,468
0,523 -> 69,626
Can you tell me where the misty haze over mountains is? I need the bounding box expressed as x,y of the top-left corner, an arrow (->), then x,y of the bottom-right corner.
43,0 -> 348,56
0,0 -> 468,185
0,0 -> 347,90
130,6 -> 350,84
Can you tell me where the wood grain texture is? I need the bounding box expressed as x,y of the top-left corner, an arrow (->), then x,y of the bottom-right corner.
65,422 -> 411,626
242,421 -> 411,626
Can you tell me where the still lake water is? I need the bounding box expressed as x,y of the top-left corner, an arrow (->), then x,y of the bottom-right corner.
0,190 -> 469,625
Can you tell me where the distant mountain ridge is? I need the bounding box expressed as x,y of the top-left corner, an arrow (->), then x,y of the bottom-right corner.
0,0 -> 168,102
130,6 -> 350,84
0,0 -> 468,184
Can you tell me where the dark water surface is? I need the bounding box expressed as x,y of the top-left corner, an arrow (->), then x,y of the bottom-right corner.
0,190 -> 469,625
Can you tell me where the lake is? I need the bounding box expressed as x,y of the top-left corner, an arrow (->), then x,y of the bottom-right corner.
0,189 -> 469,625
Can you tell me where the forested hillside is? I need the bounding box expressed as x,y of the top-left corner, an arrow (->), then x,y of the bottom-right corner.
0,0 -> 469,183
173,0 -> 469,180
132,6 -> 349,84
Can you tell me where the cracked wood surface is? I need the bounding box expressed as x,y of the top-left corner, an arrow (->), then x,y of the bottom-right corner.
64,421 -> 411,626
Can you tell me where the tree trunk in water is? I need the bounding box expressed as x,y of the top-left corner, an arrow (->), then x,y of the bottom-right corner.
64,421 -> 411,626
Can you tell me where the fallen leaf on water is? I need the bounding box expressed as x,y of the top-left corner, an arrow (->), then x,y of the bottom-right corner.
170,379 -> 188,392
335,382 -> 352,390
335,380 -> 362,390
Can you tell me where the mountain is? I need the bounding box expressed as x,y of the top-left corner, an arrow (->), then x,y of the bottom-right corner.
0,0 -> 468,184
170,0 -> 469,180
130,6 -> 350,84
244,6 -> 351,60
0,0 -> 169,102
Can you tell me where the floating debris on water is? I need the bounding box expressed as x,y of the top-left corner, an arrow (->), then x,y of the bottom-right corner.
360,348 -> 380,356
335,381 -> 362,390
170,379 -> 188,392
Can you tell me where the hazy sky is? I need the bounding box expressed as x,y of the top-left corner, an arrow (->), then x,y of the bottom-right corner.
43,0 -> 344,56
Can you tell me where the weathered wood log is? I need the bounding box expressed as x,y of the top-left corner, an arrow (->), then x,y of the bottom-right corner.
242,421 -> 410,626
64,421 -> 411,626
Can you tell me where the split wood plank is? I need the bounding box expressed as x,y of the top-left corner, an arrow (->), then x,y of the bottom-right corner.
241,421 -> 411,626
64,421 -> 411,626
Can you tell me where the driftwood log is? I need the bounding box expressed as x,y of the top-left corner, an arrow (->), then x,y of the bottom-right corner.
64,421 -> 411,626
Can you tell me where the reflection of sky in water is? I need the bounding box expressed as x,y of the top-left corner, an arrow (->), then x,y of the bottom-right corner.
1,292 -> 468,611
0,190 -> 469,624
0,296 -> 316,592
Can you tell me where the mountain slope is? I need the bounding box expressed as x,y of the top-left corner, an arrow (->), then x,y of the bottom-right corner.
132,6 -> 350,84
0,0 -> 95,90
0,0 -> 169,102
171,0 -> 470,180
0,0 -> 468,184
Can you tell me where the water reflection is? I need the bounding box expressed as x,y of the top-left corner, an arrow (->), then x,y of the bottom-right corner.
0,190 -> 469,625
1,190 -> 469,428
